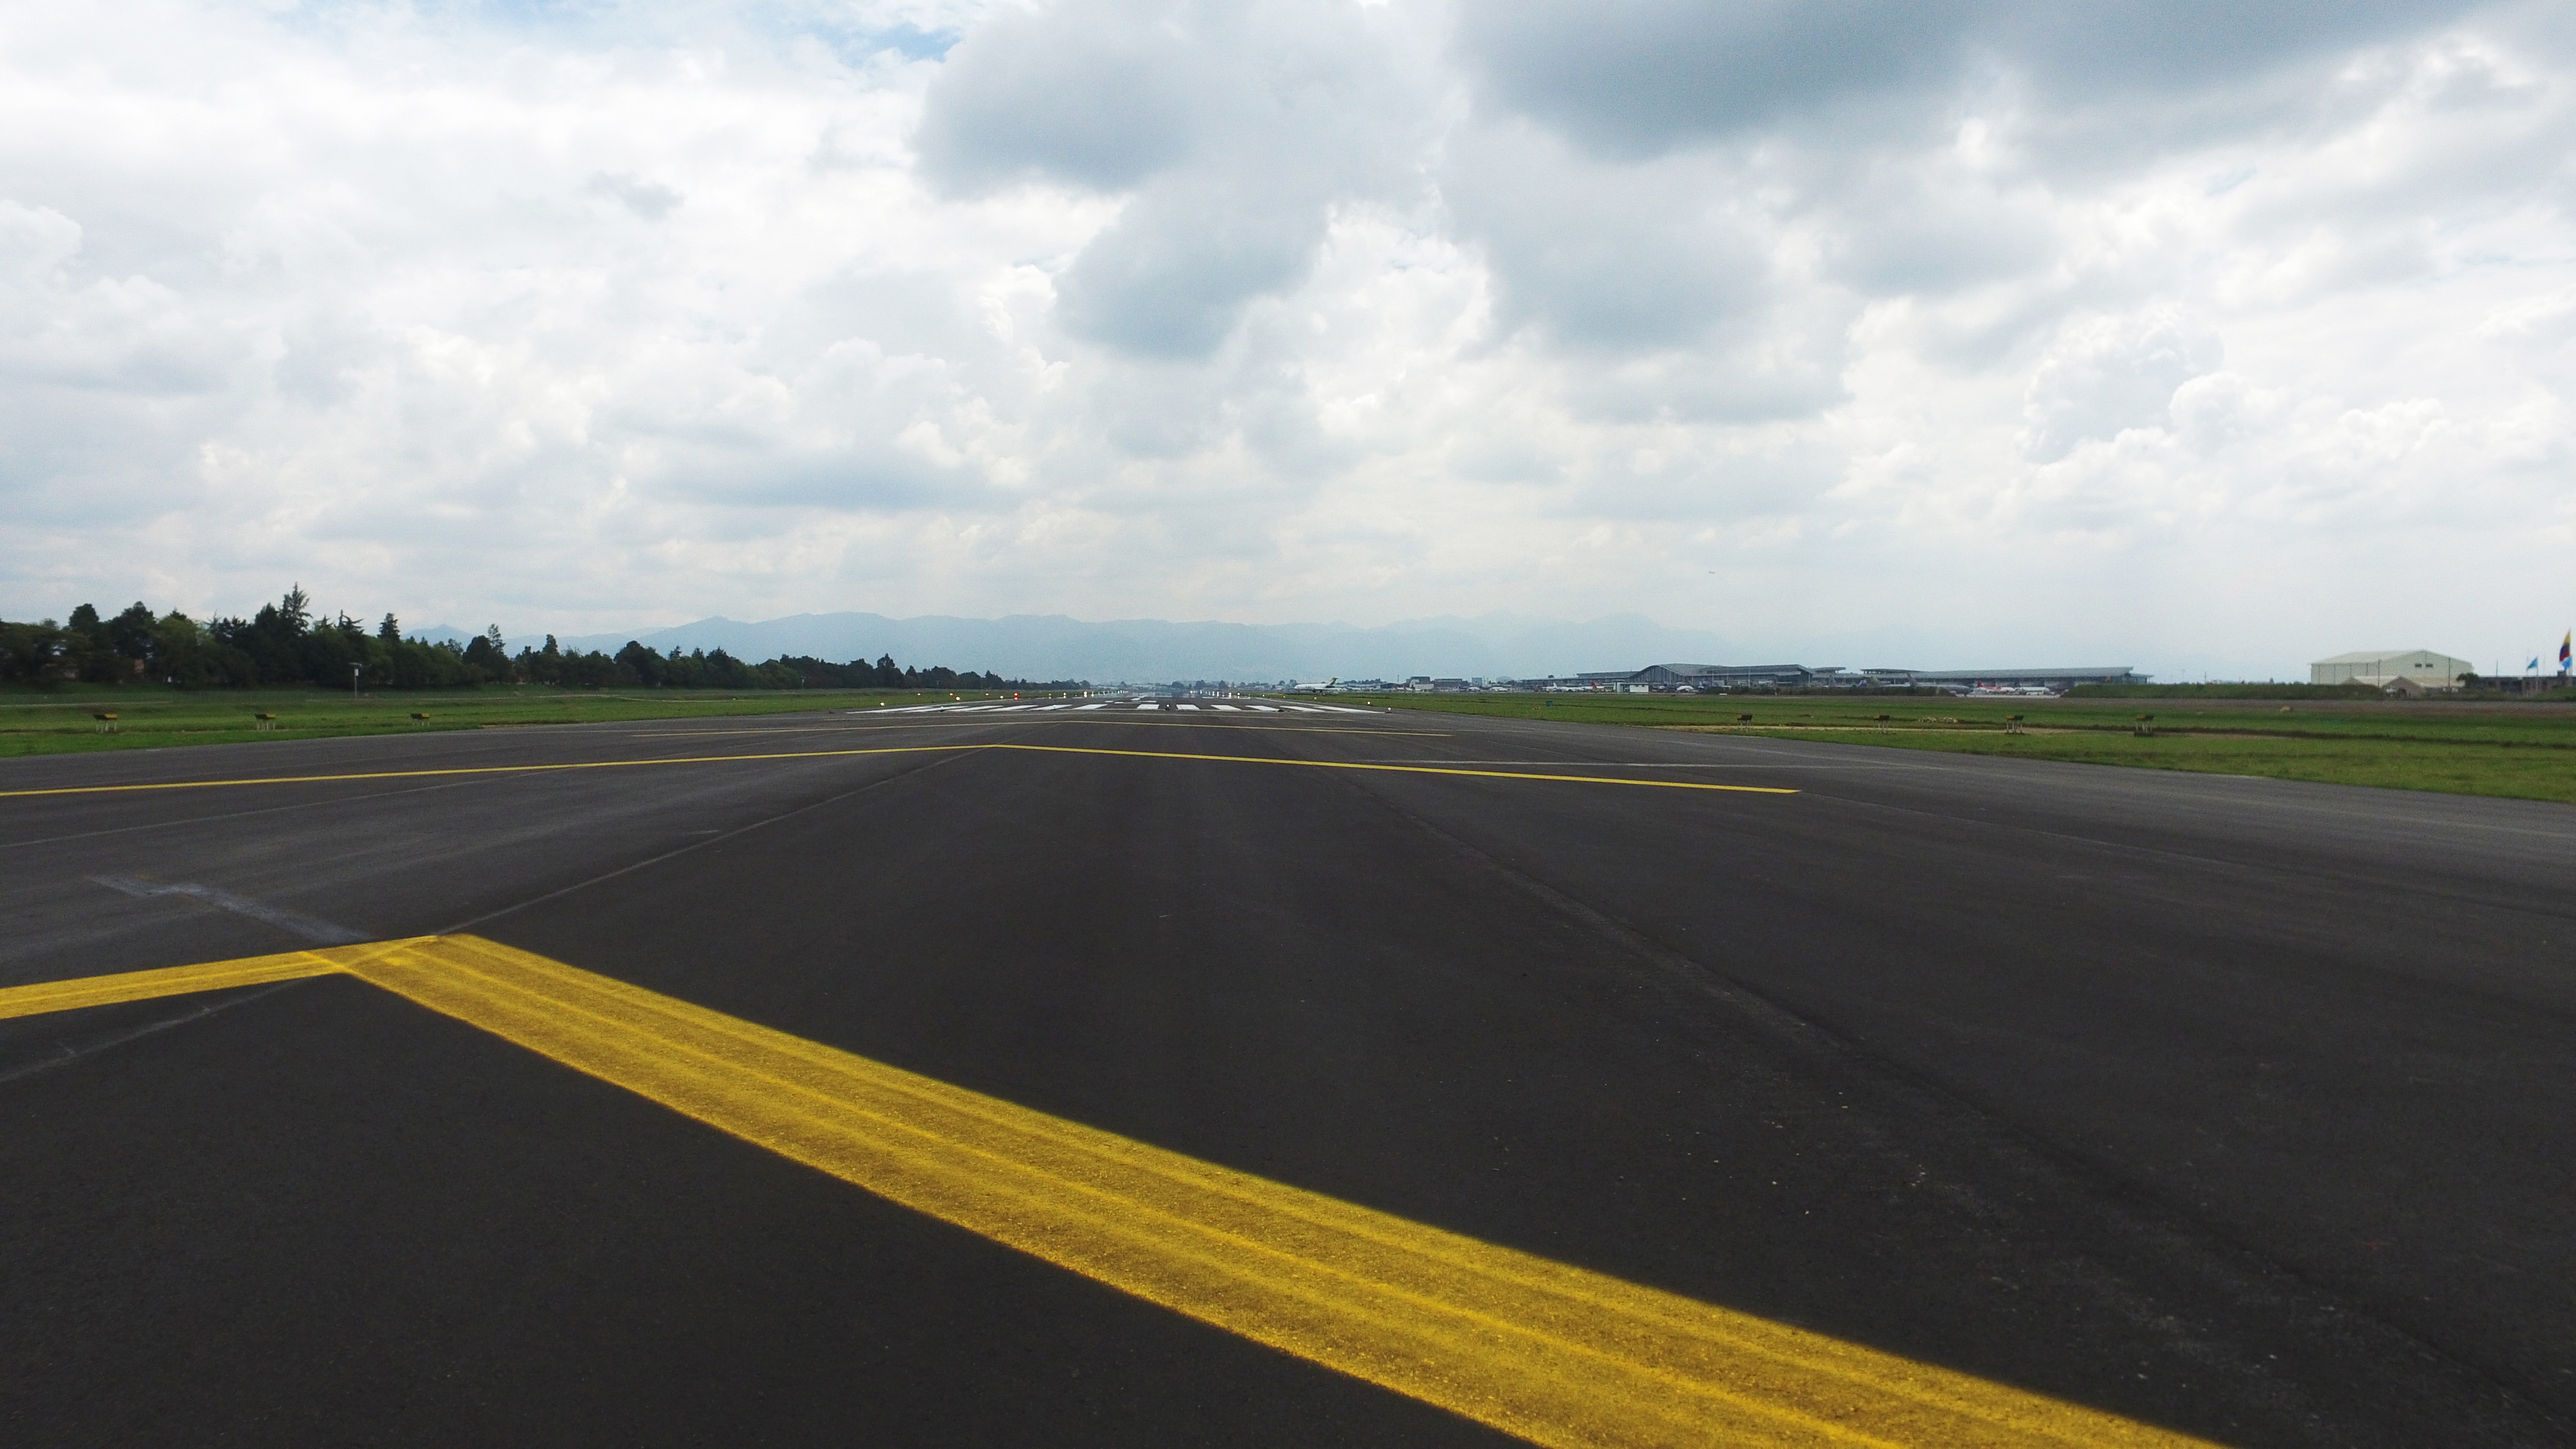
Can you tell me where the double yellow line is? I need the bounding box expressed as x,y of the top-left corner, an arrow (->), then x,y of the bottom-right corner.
0,742 -> 1796,800
2,940 -> 2200,1447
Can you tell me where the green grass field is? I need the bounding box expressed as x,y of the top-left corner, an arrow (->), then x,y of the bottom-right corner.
0,685 -> 1046,759
1337,692 -> 2576,805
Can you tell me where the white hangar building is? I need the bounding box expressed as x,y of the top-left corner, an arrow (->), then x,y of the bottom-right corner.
2310,649 -> 2472,690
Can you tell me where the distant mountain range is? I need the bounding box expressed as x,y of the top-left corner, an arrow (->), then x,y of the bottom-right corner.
529,611 -> 1741,684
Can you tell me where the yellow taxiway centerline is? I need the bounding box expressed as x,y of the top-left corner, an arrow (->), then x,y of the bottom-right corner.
985,743 -> 1799,793
0,938 -> 2197,1448
0,943 -> 391,1019
623,722 -> 1453,737
0,743 -> 1796,799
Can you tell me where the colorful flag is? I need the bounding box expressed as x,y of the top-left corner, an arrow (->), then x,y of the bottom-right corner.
2563,631 -> 2573,670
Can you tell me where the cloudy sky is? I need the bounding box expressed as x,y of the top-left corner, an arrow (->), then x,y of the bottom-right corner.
5,0 -> 2573,676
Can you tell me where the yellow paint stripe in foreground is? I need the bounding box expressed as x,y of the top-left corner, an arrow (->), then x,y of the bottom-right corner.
6,939 -> 2193,1447
0,743 -> 1794,799
0,943 -> 404,1019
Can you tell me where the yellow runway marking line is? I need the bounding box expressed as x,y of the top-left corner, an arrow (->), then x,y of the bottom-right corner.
0,744 -> 1794,799
10,939 -> 2193,1448
0,943 -> 406,1019
623,723 -> 1452,739
988,743 -> 1799,795
0,748 -> 943,799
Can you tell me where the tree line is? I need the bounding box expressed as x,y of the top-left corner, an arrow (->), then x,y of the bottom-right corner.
0,587 -> 1083,694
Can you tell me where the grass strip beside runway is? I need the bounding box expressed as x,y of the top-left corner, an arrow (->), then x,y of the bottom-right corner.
1352,693 -> 2576,806
3,938 -> 2198,1448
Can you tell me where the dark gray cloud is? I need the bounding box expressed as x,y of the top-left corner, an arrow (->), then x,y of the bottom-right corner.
648,450 -> 981,511
1456,0 -> 2486,156
2002,1 -> 2481,93
916,0 -> 1432,359
1055,182 -> 1329,356
1443,127 -> 1766,350
1456,1 -> 1972,156
913,5 -> 1202,193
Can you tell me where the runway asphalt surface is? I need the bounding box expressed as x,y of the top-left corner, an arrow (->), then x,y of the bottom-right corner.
3,703 -> 2571,1445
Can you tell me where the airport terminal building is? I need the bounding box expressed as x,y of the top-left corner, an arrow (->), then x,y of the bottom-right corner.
1631,663 -> 1822,690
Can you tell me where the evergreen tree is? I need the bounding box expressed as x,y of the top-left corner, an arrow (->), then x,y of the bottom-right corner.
1,586 -> 1083,694
108,602 -> 158,663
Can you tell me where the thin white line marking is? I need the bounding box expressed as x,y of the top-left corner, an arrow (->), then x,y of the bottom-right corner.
90,875 -> 366,945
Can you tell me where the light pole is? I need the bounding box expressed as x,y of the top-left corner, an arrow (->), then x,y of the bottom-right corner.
350,662 -> 361,700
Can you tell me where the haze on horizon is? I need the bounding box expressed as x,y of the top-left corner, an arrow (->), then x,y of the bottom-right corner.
4,0 -> 2573,682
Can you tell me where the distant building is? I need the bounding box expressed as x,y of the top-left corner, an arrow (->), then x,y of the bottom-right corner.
1888,667 -> 2144,691
2310,650 -> 2470,691
1631,663 -> 1816,689
1604,663 -> 2139,693
1500,663 -> 2145,694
